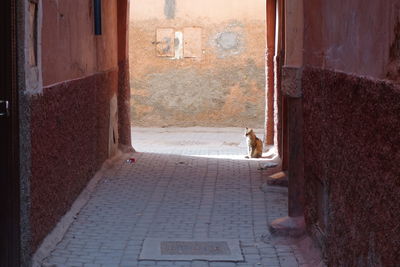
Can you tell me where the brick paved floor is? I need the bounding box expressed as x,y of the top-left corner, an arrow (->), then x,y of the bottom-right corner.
42,128 -> 308,267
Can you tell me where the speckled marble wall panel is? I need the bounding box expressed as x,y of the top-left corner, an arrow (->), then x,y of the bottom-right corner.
29,70 -> 117,252
302,67 -> 400,266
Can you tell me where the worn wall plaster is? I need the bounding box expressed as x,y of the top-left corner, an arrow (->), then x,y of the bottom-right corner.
109,94 -> 119,156
41,0 -> 118,86
25,0 -> 43,95
164,0 -> 176,19
130,17 -> 265,127
304,0 -> 400,79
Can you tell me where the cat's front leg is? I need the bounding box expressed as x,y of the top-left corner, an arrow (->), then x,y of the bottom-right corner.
245,147 -> 251,158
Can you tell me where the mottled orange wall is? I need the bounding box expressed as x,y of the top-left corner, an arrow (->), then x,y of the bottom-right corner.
304,0 -> 400,79
131,0 -> 265,21
42,0 -> 118,86
129,0 -> 266,127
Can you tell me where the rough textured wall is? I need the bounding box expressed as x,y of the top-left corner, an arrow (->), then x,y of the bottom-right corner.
117,0 -> 132,147
301,2 -> 400,265
30,0 -> 121,252
129,0 -> 265,127
304,0 -> 400,80
302,67 -> 400,266
30,71 -> 116,250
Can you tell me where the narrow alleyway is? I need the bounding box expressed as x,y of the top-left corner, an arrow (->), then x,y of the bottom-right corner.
43,128 -> 312,267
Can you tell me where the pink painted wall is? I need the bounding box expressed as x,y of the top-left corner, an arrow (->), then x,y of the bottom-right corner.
304,0 -> 400,79
42,0 -> 118,86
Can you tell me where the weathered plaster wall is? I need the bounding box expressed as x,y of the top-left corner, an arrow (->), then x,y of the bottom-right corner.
302,1 -> 400,265
302,67 -> 400,266
117,0 -> 133,148
304,0 -> 400,80
29,0 -> 123,253
129,0 -> 266,127
42,0 -> 118,85
131,0 -> 265,22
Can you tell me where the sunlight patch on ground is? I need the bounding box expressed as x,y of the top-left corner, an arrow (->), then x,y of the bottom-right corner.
189,154 -> 274,161
130,127 -> 279,164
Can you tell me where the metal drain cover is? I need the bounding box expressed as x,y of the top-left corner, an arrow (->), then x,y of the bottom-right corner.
161,241 -> 231,255
139,238 -> 244,261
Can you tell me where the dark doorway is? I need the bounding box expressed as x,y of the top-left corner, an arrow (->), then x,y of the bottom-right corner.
0,0 -> 20,266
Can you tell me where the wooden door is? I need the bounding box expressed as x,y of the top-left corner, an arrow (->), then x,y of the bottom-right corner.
0,0 -> 20,265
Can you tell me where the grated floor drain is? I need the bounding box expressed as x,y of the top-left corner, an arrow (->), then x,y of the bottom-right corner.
161,241 -> 231,256
139,238 -> 244,261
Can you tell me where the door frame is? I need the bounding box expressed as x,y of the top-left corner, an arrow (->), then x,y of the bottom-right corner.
0,0 -> 20,265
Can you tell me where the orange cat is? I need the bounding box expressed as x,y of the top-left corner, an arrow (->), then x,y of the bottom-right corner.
244,128 -> 263,158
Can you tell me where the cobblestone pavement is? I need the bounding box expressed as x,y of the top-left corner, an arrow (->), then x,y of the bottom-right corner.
43,128 -> 308,267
